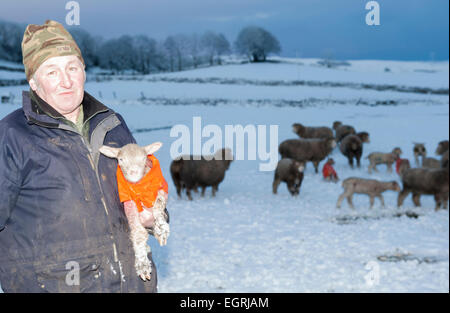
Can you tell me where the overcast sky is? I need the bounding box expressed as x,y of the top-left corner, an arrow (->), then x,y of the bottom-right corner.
1,0 -> 448,60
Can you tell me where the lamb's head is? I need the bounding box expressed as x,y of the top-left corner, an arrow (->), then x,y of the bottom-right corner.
387,181 -> 401,192
293,160 -> 305,173
392,147 -> 402,157
332,121 -> 342,130
413,143 -> 426,156
214,148 -> 233,169
292,123 -> 305,136
99,142 -> 162,183
436,140 -> 449,156
325,138 -> 337,149
357,132 -> 370,143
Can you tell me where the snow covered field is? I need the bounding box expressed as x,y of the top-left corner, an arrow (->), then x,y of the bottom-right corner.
0,59 -> 448,292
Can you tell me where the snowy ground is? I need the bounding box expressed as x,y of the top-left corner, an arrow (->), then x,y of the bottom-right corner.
0,58 -> 448,292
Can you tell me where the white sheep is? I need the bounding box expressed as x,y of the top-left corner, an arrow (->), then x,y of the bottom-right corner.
99,142 -> 169,281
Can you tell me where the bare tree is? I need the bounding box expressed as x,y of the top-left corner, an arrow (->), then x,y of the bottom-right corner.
234,26 -> 281,62
0,20 -> 24,63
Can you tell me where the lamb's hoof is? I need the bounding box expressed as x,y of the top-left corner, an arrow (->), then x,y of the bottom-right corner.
136,258 -> 152,281
154,220 -> 170,246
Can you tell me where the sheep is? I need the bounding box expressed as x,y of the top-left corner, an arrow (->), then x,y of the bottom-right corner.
339,132 -> 370,168
336,177 -> 401,209
272,158 -> 305,196
333,121 -> 356,142
99,142 -> 170,281
292,123 -> 334,139
170,148 -> 233,200
366,147 -> 402,174
397,161 -> 449,211
278,138 -> 336,173
435,140 -> 449,156
413,143 -> 427,166
422,157 -> 441,169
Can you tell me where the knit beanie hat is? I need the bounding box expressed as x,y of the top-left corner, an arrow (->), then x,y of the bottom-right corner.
22,20 -> 85,81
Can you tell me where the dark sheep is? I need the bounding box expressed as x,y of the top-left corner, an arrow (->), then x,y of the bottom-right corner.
333,121 -> 356,142
339,132 -> 370,168
435,140 -> 449,156
292,123 -> 334,139
272,158 -> 305,196
170,148 -> 233,200
279,138 -> 336,173
397,161 -> 449,211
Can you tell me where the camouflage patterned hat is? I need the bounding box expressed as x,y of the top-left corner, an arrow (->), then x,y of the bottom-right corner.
22,20 -> 85,81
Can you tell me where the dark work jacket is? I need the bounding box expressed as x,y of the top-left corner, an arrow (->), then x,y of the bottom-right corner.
0,91 -> 157,292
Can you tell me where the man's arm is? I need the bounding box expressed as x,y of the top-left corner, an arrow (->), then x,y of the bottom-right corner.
0,130 -> 21,230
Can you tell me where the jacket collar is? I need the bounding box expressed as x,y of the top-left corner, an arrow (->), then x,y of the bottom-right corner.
22,89 -> 109,128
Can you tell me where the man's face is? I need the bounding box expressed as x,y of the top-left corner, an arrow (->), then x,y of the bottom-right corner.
29,55 -> 85,116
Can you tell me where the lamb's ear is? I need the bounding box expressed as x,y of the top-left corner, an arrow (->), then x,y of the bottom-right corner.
99,145 -> 120,159
144,142 -> 163,155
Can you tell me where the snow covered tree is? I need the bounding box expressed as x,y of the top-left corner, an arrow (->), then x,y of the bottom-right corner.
201,31 -> 231,66
69,28 -> 99,69
0,20 -> 24,63
234,26 -> 281,62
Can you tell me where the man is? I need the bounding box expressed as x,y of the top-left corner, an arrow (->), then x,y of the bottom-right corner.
0,20 -> 159,292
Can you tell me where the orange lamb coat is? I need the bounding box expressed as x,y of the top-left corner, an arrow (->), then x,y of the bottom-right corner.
117,154 -> 168,212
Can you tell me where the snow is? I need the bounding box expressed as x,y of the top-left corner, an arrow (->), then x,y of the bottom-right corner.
0,58 -> 448,293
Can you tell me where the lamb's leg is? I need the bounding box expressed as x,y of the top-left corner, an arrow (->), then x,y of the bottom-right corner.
347,194 -> 355,209
186,188 -> 193,201
212,185 -> 218,197
348,156 -> 354,169
312,161 -> 319,173
378,195 -> 385,208
337,190 -> 351,208
368,163 -> 373,174
397,189 -> 410,208
387,163 -> 393,173
272,177 -> 281,194
434,194 -> 442,211
124,201 -> 152,281
369,196 -> 375,209
412,193 -> 421,207
201,186 -> 206,197
151,193 -> 170,246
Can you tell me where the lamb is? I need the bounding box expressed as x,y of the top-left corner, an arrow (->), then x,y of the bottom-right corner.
397,161 -> 449,211
292,123 -> 334,139
272,158 -> 305,196
413,143 -> 427,166
99,142 -> 170,281
332,121 -> 356,142
278,138 -> 336,173
336,177 -> 401,209
339,132 -> 370,168
366,147 -> 402,173
170,148 -> 233,200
